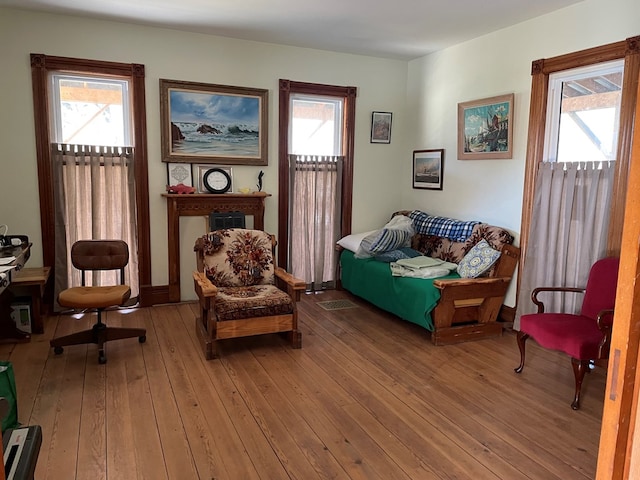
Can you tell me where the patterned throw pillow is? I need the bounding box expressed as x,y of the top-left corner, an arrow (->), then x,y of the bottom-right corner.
456,239 -> 501,278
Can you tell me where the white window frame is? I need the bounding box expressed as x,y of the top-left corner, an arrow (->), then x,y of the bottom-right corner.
543,59 -> 624,163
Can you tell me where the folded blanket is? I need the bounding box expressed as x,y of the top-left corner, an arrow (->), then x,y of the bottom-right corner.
390,256 -> 457,278
390,263 -> 453,279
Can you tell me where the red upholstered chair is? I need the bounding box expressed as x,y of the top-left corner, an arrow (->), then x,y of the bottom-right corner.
514,257 -> 620,409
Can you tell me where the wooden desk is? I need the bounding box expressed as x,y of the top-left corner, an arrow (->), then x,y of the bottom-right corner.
163,192 -> 271,302
0,243 -> 32,343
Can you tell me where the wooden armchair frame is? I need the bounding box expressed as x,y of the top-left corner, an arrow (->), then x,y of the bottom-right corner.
193,233 -> 306,360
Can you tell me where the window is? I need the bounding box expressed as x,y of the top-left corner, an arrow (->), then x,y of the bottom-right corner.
290,94 -> 343,155
30,54 -> 152,305
50,74 -> 132,146
544,60 -> 624,163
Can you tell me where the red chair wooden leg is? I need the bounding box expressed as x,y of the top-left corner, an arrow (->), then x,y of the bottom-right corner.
514,331 -> 529,373
571,357 -> 590,410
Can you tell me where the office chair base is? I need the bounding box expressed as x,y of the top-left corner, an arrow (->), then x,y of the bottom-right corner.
50,321 -> 146,364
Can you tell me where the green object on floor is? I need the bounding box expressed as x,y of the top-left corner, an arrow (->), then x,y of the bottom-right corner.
0,361 -> 18,432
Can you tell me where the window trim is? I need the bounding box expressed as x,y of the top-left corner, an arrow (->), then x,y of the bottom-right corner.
30,53 -> 152,305
278,79 -> 356,269
521,36 -> 640,271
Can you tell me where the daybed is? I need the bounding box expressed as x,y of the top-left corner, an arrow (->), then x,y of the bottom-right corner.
337,210 -> 520,345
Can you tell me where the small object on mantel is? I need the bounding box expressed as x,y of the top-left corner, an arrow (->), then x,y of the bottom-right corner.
166,183 -> 196,194
257,170 -> 264,192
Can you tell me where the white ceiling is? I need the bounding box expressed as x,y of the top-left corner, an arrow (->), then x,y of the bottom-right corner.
1,0 -> 582,60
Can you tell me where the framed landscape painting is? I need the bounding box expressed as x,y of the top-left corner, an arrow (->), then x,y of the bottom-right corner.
160,79 -> 268,165
458,93 -> 514,160
413,149 -> 444,190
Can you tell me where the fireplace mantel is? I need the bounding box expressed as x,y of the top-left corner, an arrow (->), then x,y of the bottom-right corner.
162,192 -> 271,302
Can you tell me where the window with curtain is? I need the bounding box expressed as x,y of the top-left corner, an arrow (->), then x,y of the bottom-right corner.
49,72 -> 139,305
278,83 -> 356,292
516,60 -> 624,325
30,54 -> 152,307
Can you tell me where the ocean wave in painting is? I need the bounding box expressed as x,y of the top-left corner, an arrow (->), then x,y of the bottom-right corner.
171,122 -> 259,157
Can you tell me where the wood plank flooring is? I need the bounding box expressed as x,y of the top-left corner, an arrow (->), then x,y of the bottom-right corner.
0,289 -> 605,479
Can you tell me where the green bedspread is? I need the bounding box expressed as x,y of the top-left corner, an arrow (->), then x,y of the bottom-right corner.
339,249 -> 459,331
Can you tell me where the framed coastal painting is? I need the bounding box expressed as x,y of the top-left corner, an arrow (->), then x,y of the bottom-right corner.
413,149 -> 444,190
458,93 -> 514,160
370,111 -> 392,143
160,79 -> 268,165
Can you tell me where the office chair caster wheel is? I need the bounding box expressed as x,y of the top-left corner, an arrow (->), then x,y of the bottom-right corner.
139,335 -> 146,343
54,346 -> 64,355
98,352 -> 107,364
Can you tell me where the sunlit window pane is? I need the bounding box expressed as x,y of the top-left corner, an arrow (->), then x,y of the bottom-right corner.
51,74 -> 131,146
290,95 -> 343,155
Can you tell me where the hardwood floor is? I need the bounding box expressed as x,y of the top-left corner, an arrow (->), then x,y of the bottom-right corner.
0,290 -> 604,479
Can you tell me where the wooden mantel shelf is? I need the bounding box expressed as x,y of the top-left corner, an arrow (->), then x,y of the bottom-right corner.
163,192 -> 271,302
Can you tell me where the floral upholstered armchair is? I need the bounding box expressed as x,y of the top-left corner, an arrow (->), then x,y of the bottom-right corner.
193,228 -> 305,359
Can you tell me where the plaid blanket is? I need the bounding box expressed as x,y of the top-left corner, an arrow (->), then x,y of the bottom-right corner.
409,210 -> 480,242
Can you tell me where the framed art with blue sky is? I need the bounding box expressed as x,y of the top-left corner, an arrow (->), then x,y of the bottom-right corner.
160,79 -> 268,165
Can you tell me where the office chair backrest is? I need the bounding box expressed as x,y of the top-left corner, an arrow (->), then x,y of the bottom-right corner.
71,240 -> 129,286
580,256 -> 620,321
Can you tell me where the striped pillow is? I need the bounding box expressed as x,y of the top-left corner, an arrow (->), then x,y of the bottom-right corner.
357,228 -> 412,257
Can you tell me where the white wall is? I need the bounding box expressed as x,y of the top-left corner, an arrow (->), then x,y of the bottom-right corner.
406,0 -> 640,306
0,9 -> 408,300
2,1 -> 637,304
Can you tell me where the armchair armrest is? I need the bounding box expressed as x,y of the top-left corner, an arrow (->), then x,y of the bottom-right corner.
275,267 -> 306,301
596,308 -> 615,358
433,276 -> 512,298
193,271 -> 218,298
531,286 -> 585,313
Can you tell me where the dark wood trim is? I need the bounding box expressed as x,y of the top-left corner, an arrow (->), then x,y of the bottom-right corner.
139,285 -> 171,307
29,54 -> 152,305
518,36 -> 639,302
277,80 -> 356,269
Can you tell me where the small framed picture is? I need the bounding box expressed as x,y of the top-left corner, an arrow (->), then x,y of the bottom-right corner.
370,111 -> 392,144
413,149 -> 444,190
166,162 -> 193,186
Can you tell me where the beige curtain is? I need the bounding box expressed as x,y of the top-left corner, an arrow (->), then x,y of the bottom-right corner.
288,154 -> 343,291
515,161 -> 614,329
52,144 -> 139,307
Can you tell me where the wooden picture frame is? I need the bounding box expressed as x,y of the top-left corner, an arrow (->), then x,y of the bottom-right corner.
370,111 -> 392,144
166,162 -> 193,187
413,149 -> 444,190
458,93 -> 514,160
160,79 -> 268,165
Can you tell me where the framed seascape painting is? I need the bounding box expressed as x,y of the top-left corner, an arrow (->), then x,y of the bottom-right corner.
458,93 -> 514,160
413,149 -> 444,190
370,111 -> 392,143
160,79 -> 268,165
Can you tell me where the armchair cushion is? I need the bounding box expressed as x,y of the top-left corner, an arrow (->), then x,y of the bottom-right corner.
200,229 -> 275,287
519,313 -> 604,359
215,285 -> 294,321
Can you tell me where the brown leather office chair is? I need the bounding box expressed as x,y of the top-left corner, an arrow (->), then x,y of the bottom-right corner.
50,240 -> 146,364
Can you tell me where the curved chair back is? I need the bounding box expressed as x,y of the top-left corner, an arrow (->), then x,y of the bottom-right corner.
71,240 -> 129,286
580,257 -> 620,321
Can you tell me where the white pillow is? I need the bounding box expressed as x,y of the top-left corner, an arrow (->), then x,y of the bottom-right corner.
337,230 -> 377,253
